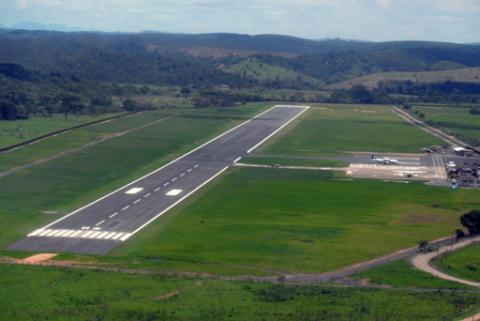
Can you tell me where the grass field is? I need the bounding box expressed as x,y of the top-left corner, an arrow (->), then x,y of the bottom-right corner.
1,264 -> 479,321
0,104 -> 268,250
433,243 -> 480,283
0,110 -> 174,173
260,104 -> 443,156
106,167 -> 480,274
411,105 -> 480,146
0,113 -> 121,148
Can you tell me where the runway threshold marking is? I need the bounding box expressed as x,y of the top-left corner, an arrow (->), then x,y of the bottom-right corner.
27,229 -> 131,241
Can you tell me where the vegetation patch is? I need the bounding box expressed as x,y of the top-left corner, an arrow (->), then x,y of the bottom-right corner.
1,264 -> 480,321
110,167 -> 480,274
433,243 -> 480,283
260,104 -> 442,156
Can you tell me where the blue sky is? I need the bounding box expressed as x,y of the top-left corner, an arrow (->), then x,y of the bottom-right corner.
0,0 -> 479,42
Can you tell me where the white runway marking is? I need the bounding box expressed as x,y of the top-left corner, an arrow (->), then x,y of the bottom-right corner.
112,233 -> 124,240
155,187 -> 161,192
194,164 -> 199,168
27,229 -> 132,241
187,168 -> 192,173
180,173 -> 185,177
104,232 -> 117,239
144,193 -> 151,198
133,199 -> 142,204
109,212 -> 118,218
171,177 -> 178,182
121,205 -> 130,211
166,189 -> 183,196
95,220 -> 105,226
28,229 -> 43,237
93,227 -> 101,230
70,230 -> 82,237
163,182 -> 169,187
82,231 -> 94,238
81,226 -> 90,230
125,187 -> 143,195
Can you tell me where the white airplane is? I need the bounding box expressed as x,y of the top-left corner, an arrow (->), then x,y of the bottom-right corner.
371,155 -> 399,165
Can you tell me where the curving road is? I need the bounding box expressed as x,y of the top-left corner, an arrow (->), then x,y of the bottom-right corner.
411,236 -> 480,288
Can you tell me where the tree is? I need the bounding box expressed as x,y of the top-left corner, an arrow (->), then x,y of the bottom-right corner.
61,94 -> 83,118
460,210 -> 480,235
455,229 -> 466,239
123,98 -> 139,111
470,108 -> 480,115
0,100 -> 18,120
418,240 -> 429,252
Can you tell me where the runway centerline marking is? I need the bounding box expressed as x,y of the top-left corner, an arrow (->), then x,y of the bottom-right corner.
133,199 -> 142,204
95,220 -> 105,226
154,187 -> 161,192
109,212 -> 118,218
121,205 -> 130,211
144,193 -> 151,198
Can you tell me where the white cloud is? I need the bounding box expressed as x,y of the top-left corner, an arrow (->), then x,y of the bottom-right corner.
0,0 -> 478,42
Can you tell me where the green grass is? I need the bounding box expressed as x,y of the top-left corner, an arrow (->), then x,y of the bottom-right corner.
261,104 -> 443,156
0,103 -> 268,250
411,105 -> 480,146
354,259 -> 469,290
1,264 -> 479,321
0,113 -> 120,148
0,110 -> 174,173
109,167 -> 480,274
433,243 -> 480,283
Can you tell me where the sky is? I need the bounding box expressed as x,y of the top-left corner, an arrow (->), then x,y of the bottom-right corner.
0,0 -> 479,43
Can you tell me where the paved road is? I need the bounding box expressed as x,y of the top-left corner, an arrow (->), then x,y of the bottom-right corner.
10,105 -> 309,255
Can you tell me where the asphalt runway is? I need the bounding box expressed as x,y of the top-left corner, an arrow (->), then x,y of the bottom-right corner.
10,105 -> 309,255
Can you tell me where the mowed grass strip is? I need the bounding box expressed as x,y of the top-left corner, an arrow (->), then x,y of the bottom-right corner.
114,167 -> 480,274
0,110 -> 174,172
433,243 -> 480,283
412,105 -> 480,146
260,104 -> 443,156
1,264 -> 479,321
0,104 -> 267,249
0,113 -> 122,148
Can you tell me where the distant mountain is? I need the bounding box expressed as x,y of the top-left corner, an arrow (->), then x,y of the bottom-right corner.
0,29 -> 479,87
11,22 -> 84,32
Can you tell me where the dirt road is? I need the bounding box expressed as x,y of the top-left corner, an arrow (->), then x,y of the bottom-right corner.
411,236 -> 480,288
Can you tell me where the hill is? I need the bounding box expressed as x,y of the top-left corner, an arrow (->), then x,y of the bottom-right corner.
221,58 -> 323,87
0,29 -> 480,89
328,67 -> 480,89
